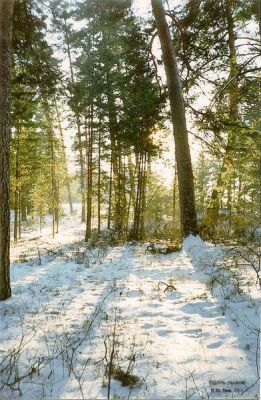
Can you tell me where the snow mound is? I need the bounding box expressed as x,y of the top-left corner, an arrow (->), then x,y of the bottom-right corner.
182,234 -> 206,256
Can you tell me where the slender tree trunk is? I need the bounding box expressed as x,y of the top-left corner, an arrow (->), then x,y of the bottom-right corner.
14,194 -> 18,242
97,128 -> 101,234
21,189 -> 27,221
259,139 -> 261,223
88,105 -> 93,238
116,148 -> 124,235
107,154 -> 113,230
55,182 -> 59,234
172,164 -> 177,229
126,154 -> 136,228
122,156 -> 128,234
63,22 -> 85,222
84,114 -> 89,226
51,146 -> 55,239
0,0 -> 14,301
27,198 -> 32,215
108,94 -> 121,234
55,100 -> 74,215
85,111 -> 92,241
41,93 -> 59,238
85,105 -> 93,241
151,0 -> 197,238
77,118 -> 86,223
140,153 -> 147,239
18,188 -> 21,239
133,154 -> 142,239
66,182 -> 73,214
14,131 -> 19,242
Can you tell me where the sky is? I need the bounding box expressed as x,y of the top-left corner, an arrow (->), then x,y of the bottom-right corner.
133,0 -> 186,15
133,0 -> 152,16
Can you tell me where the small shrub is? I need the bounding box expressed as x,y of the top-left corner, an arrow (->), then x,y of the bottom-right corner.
111,365 -> 140,388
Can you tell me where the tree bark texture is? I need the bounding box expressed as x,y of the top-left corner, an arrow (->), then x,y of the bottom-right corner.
0,0 -> 14,300
151,0 -> 198,238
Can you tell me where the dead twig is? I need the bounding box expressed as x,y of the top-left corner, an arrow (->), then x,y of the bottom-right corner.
158,281 -> 176,292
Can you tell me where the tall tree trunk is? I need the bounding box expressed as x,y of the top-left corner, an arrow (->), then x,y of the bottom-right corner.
77,118 -> 86,223
51,140 -> 56,239
0,0 -> 14,301
126,154 -> 136,228
172,164 -> 177,230
133,154 -> 142,239
14,130 -> 19,242
41,93 -> 59,238
97,128 -> 101,234
140,153 -> 147,239
21,189 -> 27,222
63,20 -> 86,222
108,93 -> 121,234
14,193 -> 18,242
205,0 -> 238,230
107,154 -> 113,230
85,106 -> 93,241
122,155 -> 128,234
259,139 -> 261,224
88,104 -> 94,239
151,0 -> 197,238
116,148 -> 124,236
55,100 -> 74,215
18,188 -> 21,239
55,181 -> 59,234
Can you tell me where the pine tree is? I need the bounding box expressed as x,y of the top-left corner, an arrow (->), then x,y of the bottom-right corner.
151,0 -> 198,238
72,0 -> 164,240
170,0 -> 259,239
10,0 -> 65,238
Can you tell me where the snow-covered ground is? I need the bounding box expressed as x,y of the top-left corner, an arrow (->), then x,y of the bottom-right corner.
0,207 -> 260,399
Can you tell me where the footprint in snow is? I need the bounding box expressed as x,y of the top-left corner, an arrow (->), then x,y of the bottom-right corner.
216,355 -> 226,361
141,311 -> 158,317
149,303 -> 162,308
75,287 -> 85,293
127,289 -> 143,298
157,329 -> 170,337
163,313 -> 180,318
181,328 -> 202,337
207,341 -> 223,349
180,301 -> 215,315
143,323 -> 154,329
172,315 -> 191,322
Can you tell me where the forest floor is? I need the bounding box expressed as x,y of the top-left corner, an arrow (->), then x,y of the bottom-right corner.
0,207 -> 260,399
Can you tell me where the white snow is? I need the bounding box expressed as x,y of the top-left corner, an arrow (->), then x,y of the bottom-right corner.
182,234 -> 206,254
0,207 -> 260,399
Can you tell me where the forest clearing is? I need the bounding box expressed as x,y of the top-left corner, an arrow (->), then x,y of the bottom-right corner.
0,0 -> 260,398
0,207 -> 260,398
